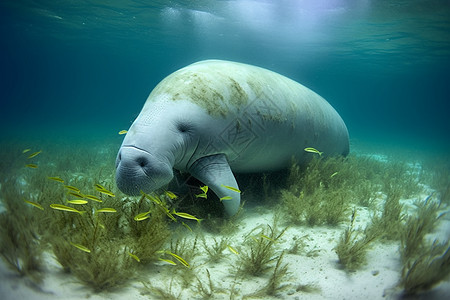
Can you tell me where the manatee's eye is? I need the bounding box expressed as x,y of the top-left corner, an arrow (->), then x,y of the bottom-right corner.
176,122 -> 191,133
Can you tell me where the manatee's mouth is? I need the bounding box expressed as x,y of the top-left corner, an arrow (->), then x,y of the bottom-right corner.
115,146 -> 173,196
115,166 -> 154,196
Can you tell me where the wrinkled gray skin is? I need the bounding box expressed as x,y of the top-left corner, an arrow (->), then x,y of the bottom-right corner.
116,60 -> 349,216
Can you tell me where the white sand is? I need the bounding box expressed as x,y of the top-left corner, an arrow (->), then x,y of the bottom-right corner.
1,195 -> 449,300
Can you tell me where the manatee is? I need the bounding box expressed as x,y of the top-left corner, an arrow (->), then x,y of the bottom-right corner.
115,60 -> 349,216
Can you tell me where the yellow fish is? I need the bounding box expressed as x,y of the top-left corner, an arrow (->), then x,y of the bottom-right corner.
165,191 -> 177,199
221,184 -> 241,193
68,191 -> 84,198
84,194 -> 102,202
220,196 -> 233,201
158,258 -> 177,265
141,191 -> 162,205
70,242 -> 91,253
304,147 -> 323,156
25,164 -> 38,169
27,150 -> 42,159
50,204 -> 85,215
24,200 -> 44,210
200,185 -> 208,193
96,208 -> 117,213
195,193 -> 207,199
141,191 -> 176,221
166,251 -> 190,268
22,148 -> 31,153
164,209 -> 177,222
195,185 -> 209,198
195,185 -> 208,199
260,234 -> 275,242
134,211 -> 151,221
172,210 -> 202,223
94,183 -> 105,190
67,199 -> 88,205
48,176 -> 64,183
118,130 -> 128,135
182,222 -> 192,232
227,245 -> 239,255
128,252 -> 140,262
155,203 -> 176,221
95,187 -> 115,197
64,185 -> 81,193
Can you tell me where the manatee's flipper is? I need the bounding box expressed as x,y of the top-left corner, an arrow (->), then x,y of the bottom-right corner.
188,154 -> 240,216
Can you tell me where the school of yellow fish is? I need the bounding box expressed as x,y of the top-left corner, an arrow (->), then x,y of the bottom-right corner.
20,147 -> 240,269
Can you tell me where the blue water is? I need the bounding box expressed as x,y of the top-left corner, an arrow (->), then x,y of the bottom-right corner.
1,2 -> 450,298
1,0 -> 449,152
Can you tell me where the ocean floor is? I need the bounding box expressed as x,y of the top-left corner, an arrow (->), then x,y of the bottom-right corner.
0,139 -> 449,300
1,207 -> 449,300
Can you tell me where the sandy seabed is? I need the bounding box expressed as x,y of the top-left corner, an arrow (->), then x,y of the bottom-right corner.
1,192 -> 449,300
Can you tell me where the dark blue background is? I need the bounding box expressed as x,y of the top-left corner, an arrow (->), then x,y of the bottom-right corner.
1,0 -> 449,151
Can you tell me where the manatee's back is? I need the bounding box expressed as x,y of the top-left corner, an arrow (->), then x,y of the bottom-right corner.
148,60 -> 349,171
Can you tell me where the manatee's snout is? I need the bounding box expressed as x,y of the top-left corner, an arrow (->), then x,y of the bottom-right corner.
115,146 -> 173,196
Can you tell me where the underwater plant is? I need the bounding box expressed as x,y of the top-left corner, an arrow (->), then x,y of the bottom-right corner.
46,197 -> 141,291
281,190 -> 320,226
243,251 -> 290,298
200,199 -> 245,235
281,186 -> 350,227
47,188 -> 175,291
381,160 -> 424,200
201,236 -> 230,263
126,194 -> 172,263
195,268 -> 227,299
321,189 -> 351,226
286,157 -> 322,195
286,234 -> 308,255
154,235 -> 199,288
424,159 -> 450,204
334,208 -> 378,271
238,223 -> 287,276
168,235 -> 199,265
264,251 -> 290,296
280,155 -> 382,227
354,179 -> 379,208
399,240 -> 450,295
1,142 -> 196,293
369,184 -> 404,241
396,194 -> 450,295
0,182 -> 44,283
400,194 -> 446,263
19,158 -> 172,291
54,235 -> 136,292
0,212 -> 44,282
141,278 -> 182,300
